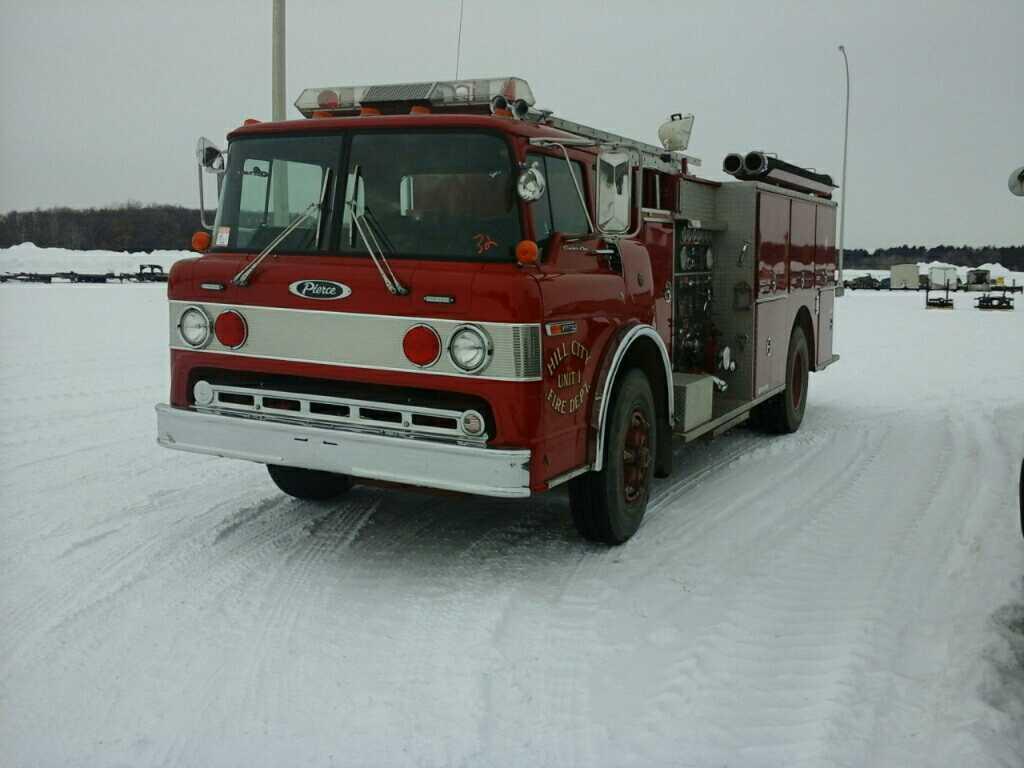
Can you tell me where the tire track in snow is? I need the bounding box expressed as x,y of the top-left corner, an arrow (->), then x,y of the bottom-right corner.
229,495 -> 380,733
627,417 -> 957,766
0,482 -> 344,685
589,422 -> 888,763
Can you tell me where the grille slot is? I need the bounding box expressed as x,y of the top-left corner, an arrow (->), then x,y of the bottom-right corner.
309,402 -> 350,419
194,382 -> 488,446
263,397 -> 300,411
218,392 -> 254,406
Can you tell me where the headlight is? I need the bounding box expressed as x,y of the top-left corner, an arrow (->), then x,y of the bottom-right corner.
178,306 -> 211,348
460,410 -> 486,436
516,163 -> 546,201
449,325 -> 491,373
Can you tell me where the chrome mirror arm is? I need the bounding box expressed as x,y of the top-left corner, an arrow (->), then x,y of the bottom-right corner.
198,165 -> 214,230
553,143 -> 596,234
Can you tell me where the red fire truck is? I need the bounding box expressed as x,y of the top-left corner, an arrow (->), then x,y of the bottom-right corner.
157,76 -> 839,544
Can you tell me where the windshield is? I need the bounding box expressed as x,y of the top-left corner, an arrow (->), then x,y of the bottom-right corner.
212,135 -> 340,253
211,131 -> 521,261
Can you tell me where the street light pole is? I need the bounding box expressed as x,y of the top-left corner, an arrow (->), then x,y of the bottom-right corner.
272,0 -> 286,121
271,0 -> 288,224
837,44 -> 850,294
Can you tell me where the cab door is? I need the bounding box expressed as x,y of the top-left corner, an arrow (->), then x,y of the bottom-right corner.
528,150 -> 627,481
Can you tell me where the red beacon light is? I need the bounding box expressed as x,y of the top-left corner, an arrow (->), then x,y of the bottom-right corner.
294,77 -> 535,118
214,310 -> 248,349
402,325 -> 441,367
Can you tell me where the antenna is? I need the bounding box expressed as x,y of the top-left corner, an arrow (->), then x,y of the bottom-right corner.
454,0 -> 465,79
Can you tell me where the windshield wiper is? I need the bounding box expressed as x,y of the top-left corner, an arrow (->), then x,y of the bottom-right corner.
345,164 -> 408,296
232,169 -> 332,287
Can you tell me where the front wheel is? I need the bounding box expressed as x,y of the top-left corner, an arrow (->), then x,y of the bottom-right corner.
267,464 -> 352,501
568,370 -> 655,544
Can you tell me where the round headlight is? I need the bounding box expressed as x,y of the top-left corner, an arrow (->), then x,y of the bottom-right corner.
516,163 -> 546,201
449,325 -> 491,373
178,306 -> 211,348
460,410 -> 486,436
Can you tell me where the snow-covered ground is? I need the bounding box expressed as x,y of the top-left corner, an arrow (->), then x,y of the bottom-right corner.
1,277 -> 1023,767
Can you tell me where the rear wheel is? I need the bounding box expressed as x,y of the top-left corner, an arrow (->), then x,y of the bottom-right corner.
751,325 -> 809,434
569,370 -> 655,544
267,464 -> 352,501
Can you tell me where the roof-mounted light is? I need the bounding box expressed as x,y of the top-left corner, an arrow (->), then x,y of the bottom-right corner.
294,77 -> 535,118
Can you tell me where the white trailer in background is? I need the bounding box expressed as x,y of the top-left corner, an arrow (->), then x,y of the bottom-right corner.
928,265 -> 960,290
890,263 -> 919,290
965,268 -> 991,291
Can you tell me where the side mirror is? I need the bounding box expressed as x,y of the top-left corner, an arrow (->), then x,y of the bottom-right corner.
195,137 -> 224,230
596,149 -> 634,235
196,137 -> 225,173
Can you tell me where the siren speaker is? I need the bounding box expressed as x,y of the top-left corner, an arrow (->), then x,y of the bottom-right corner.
1009,165 -> 1024,197
722,153 -> 744,176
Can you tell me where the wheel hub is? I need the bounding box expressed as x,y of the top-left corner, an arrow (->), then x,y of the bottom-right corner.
623,409 -> 651,504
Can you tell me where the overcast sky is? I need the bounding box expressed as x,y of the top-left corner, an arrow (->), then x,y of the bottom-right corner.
1,0 -> 1020,249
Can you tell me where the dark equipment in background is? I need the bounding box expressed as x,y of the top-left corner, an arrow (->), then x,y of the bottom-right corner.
925,281 -> 955,309
975,287 -> 1016,311
1,264 -> 167,285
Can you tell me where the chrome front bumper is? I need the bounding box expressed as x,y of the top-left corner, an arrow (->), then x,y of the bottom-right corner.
155,404 -> 532,498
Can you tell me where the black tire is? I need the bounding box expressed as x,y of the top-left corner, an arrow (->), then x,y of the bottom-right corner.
568,370 -> 655,544
267,464 -> 352,501
751,325 -> 810,434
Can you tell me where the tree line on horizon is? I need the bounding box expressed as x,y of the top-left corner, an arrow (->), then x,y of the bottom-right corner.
1,204 -> 1022,269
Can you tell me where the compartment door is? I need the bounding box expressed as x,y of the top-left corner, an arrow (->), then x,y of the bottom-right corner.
754,297 -> 790,398
817,287 -> 835,365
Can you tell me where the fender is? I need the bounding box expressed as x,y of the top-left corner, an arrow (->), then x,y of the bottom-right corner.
589,323 -> 674,472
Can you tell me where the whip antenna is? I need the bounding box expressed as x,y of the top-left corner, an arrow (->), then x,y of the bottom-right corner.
454,0 -> 465,78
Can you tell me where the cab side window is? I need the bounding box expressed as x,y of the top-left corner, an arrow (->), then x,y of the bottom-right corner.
526,153 -> 590,245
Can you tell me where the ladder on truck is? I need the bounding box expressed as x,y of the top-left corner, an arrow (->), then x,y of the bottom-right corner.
532,114 -> 701,173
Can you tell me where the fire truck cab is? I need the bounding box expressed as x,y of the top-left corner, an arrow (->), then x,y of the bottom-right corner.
157,76 -> 839,544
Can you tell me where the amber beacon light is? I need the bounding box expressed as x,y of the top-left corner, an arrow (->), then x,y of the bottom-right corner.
516,240 -> 539,265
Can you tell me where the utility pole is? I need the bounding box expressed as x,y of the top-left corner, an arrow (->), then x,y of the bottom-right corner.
273,0 -> 286,121
837,45 -> 850,295
271,0 -> 288,223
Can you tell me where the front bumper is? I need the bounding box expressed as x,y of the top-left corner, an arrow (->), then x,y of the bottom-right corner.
155,404 -> 532,498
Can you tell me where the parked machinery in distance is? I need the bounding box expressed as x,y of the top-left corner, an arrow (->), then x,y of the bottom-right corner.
844,274 -> 882,290
975,287 -> 1016,311
889,263 -> 919,290
925,281 -> 955,310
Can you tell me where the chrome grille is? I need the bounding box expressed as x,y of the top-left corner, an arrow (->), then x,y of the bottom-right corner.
193,382 -> 488,447
512,325 -> 542,379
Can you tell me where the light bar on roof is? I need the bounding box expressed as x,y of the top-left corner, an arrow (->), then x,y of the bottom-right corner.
294,77 -> 534,117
